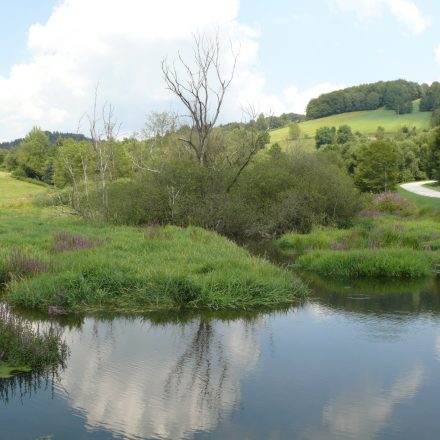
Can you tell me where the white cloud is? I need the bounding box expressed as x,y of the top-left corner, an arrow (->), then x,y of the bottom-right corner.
387,0 -> 431,33
333,0 -> 431,34
0,0 -> 277,140
283,82 -> 346,114
435,45 -> 440,65
0,0 -> 351,141
301,364 -> 424,439
333,0 -> 385,21
0,0 -> 361,141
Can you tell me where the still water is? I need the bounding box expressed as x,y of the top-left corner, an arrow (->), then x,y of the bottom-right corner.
2,278 -> 440,440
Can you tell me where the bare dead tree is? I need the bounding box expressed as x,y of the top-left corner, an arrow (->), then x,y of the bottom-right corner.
86,87 -> 121,212
161,33 -> 237,166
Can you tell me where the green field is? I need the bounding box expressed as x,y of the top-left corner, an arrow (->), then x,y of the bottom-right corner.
0,172 -> 47,207
270,100 -> 431,146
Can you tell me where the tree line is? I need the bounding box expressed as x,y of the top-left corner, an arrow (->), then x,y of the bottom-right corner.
0,131 -> 88,150
314,123 -> 440,192
306,79 -> 423,119
419,81 -> 440,127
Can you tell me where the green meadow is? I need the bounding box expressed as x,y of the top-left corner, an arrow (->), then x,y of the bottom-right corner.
270,100 -> 431,147
0,171 -> 47,207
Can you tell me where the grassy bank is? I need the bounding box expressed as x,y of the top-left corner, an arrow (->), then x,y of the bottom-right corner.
276,210 -> 440,279
0,174 -> 307,313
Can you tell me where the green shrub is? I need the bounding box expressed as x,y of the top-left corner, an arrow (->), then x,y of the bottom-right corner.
11,168 -> 27,179
371,192 -> 415,217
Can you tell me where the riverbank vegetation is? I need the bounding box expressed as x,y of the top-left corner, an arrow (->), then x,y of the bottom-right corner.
277,193 -> 440,279
0,191 -> 307,312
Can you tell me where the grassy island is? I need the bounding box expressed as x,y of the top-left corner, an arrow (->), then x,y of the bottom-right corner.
0,174 -> 307,314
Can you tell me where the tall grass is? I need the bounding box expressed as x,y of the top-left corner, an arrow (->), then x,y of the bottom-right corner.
297,248 -> 434,279
0,172 -> 47,208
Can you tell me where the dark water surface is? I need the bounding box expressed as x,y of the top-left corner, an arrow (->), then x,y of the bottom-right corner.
2,278 -> 440,440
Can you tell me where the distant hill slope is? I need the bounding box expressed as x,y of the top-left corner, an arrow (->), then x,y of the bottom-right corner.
270,100 -> 431,145
0,131 -> 88,150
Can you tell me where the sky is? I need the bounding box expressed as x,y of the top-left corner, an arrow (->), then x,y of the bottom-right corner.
0,0 -> 439,141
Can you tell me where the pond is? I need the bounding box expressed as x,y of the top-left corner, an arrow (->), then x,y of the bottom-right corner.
1,277 -> 440,439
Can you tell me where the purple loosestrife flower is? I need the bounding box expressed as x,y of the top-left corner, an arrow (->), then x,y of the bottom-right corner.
52,232 -> 102,252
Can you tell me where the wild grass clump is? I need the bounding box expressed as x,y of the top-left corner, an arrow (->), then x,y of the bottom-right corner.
0,175 -> 307,312
0,249 -> 49,285
297,249 -> 434,279
276,227 -> 353,254
52,232 -> 102,252
0,305 -> 68,374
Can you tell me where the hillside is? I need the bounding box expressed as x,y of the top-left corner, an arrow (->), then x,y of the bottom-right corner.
0,172 -> 47,207
0,131 -> 88,149
270,100 -> 431,146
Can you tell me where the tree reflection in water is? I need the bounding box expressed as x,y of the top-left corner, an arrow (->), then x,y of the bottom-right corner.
164,319 -> 229,418
0,369 -> 62,405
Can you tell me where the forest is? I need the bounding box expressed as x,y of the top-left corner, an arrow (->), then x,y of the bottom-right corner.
306,79 -> 440,121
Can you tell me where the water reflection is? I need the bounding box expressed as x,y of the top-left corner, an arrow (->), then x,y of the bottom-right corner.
2,277 -> 440,440
58,315 -> 263,440
0,371 -> 56,405
301,365 -> 424,439
436,335 -> 440,363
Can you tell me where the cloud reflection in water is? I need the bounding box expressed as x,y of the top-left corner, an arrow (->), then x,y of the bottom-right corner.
58,316 -> 262,439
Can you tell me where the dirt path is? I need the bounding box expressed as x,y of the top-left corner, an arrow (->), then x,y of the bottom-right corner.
400,180 -> 440,199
